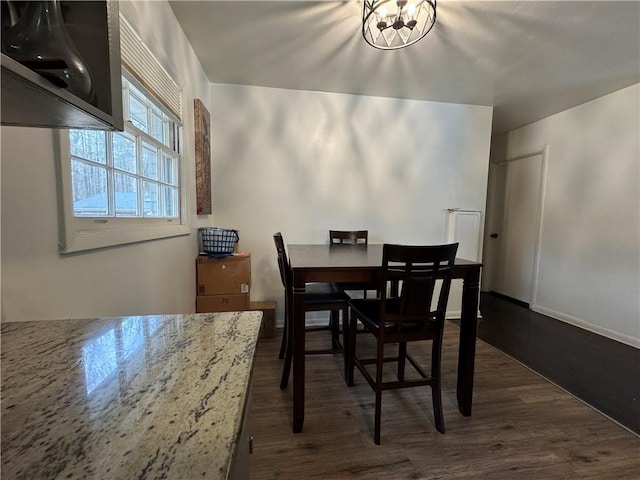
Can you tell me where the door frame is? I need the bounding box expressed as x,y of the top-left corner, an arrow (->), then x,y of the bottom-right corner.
482,145 -> 549,307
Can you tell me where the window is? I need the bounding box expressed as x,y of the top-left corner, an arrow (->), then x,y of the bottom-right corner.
70,78 -> 180,220
57,75 -> 188,253
57,15 -> 188,253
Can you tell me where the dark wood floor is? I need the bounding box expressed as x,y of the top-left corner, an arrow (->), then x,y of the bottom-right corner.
477,292 -> 640,434
249,296 -> 640,479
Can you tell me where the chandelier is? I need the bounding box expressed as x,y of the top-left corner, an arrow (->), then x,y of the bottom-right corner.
362,0 -> 437,50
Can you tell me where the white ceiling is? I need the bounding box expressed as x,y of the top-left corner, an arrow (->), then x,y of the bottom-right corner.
169,1 -> 640,134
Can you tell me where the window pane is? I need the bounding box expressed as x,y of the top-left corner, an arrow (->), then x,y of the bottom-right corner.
129,93 -> 148,132
72,160 -> 108,216
70,130 -> 106,164
148,317 -> 163,335
114,172 -> 139,216
143,181 -> 159,217
162,153 -> 178,185
142,144 -> 158,180
162,185 -> 178,218
122,317 -> 145,358
151,111 -> 165,144
113,133 -> 136,173
83,329 -> 117,395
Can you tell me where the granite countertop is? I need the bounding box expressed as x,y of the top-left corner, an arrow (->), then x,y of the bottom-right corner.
1,311 -> 263,480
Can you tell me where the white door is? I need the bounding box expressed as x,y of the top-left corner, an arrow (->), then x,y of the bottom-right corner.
489,154 -> 543,304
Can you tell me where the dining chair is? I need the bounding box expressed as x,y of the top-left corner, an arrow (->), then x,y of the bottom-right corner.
274,232 -> 350,389
346,242 -> 459,444
329,230 -> 369,246
329,230 -> 378,299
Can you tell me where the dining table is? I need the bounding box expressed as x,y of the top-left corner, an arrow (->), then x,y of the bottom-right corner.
287,243 -> 482,433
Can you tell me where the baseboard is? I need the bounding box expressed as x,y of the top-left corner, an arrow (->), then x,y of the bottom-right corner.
445,309 -> 482,319
531,304 -> 640,349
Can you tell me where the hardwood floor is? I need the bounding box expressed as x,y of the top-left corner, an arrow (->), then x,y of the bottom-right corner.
477,292 -> 640,434
249,310 -> 640,479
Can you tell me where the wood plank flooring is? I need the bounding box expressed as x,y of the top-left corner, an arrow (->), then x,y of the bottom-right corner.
249,321 -> 639,479
477,292 -> 640,433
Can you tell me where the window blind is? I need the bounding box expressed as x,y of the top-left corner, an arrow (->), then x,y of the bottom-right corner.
119,15 -> 182,119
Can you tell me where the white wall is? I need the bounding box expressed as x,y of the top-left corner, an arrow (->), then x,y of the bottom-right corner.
1,1 -> 493,323
488,84 -> 640,347
1,1 -> 212,321
209,84 -> 493,321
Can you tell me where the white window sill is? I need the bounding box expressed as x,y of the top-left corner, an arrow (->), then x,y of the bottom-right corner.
60,223 -> 191,254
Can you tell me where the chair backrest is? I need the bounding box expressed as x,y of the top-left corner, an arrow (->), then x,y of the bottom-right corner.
329,230 -> 368,245
273,232 -> 291,289
379,243 -> 458,328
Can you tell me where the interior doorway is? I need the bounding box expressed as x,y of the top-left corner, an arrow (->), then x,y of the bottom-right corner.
484,149 -> 546,306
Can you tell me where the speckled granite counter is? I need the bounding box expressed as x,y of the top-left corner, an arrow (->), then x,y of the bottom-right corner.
1,311 -> 263,480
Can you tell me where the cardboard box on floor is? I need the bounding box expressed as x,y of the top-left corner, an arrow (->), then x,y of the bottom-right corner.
196,253 -> 251,296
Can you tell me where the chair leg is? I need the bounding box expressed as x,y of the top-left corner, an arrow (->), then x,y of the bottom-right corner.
342,306 -> 350,382
374,339 -> 385,445
374,388 -> 382,445
397,342 -> 407,381
278,300 -> 288,359
279,309 -> 294,389
280,345 -> 292,390
347,310 -> 357,387
432,376 -> 445,434
431,335 -> 445,434
330,310 -> 340,350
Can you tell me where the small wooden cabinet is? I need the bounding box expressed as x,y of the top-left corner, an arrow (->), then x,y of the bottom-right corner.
1,0 -> 123,130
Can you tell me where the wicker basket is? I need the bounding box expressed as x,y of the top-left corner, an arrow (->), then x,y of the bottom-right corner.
198,227 -> 239,256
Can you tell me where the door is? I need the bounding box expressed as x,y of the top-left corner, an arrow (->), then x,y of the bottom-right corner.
489,153 -> 544,304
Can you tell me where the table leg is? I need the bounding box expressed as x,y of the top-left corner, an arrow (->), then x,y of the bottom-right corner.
457,265 -> 481,416
292,273 -> 306,433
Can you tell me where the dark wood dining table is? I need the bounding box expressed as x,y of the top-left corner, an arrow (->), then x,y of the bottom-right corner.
287,243 -> 482,433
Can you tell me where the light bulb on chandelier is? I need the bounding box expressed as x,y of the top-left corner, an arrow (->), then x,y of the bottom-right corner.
362,0 -> 436,50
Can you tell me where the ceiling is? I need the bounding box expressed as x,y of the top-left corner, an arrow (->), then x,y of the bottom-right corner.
169,1 -> 640,134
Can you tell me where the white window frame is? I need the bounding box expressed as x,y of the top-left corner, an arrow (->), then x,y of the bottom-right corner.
56,74 -> 189,254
